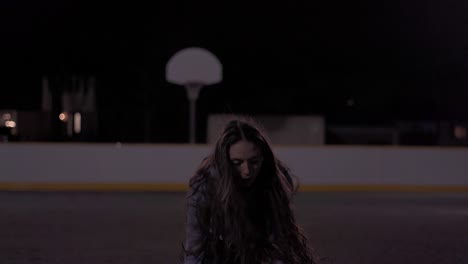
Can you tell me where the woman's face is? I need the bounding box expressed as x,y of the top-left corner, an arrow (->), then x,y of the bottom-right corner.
228,140 -> 263,186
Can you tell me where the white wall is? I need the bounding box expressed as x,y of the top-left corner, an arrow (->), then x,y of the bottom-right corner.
1,143 -> 467,186
277,146 -> 468,185
207,114 -> 325,145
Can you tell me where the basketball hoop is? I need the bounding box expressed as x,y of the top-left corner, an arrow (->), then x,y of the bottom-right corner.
166,47 -> 223,143
184,81 -> 205,101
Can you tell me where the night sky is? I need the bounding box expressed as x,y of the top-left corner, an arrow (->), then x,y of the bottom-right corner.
1,0 -> 467,142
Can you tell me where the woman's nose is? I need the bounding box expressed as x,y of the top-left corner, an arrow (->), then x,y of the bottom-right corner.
241,163 -> 250,175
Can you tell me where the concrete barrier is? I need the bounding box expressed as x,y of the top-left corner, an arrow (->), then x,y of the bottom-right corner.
1,143 -> 467,192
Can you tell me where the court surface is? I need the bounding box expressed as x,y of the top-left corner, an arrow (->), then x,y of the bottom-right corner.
1,191 -> 468,264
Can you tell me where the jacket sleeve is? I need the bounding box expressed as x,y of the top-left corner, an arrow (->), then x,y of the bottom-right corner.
184,185 -> 204,264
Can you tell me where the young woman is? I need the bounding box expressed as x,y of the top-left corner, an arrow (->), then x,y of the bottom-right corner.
183,118 -> 318,264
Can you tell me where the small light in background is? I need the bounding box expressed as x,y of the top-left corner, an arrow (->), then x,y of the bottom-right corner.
5,121 -> 16,128
2,113 -> 11,120
454,125 -> 467,140
74,112 -> 81,134
347,98 -> 355,107
59,112 -> 68,122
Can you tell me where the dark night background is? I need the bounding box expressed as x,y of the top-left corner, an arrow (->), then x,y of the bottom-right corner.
1,0 -> 467,143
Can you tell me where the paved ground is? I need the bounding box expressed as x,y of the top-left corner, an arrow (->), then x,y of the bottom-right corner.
1,191 -> 468,264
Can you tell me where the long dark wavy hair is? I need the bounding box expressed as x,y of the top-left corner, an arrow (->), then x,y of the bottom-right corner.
183,118 -> 318,264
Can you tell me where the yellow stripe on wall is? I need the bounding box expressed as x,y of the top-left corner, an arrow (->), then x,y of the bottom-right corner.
1,183 -> 468,193
0,183 -> 189,192
298,184 -> 468,193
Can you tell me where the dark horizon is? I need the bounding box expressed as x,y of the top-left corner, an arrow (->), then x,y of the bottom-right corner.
1,0 -> 468,142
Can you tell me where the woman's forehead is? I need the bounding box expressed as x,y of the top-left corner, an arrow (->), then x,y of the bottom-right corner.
229,140 -> 261,159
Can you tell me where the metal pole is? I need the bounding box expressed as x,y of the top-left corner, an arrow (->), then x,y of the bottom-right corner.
189,98 -> 196,143
185,83 -> 202,144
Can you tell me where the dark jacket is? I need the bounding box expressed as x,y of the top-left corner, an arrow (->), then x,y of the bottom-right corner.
183,164 -> 293,264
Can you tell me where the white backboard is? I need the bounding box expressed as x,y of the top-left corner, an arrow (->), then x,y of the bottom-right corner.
166,47 -> 222,86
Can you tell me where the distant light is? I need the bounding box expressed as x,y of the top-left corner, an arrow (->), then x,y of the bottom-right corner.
59,112 -> 68,122
74,112 -> 81,134
2,113 -> 11,120
454,125 -> 467,140
347,98 -> 355,107
5,121 -> 16,128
